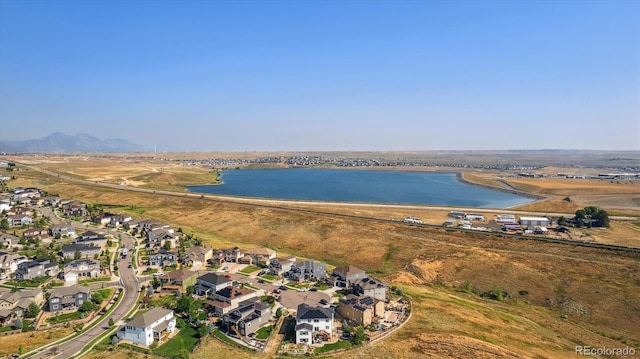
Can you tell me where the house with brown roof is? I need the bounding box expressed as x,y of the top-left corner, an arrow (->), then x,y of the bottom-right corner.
159,269 -> 197,293
23,228 -> 49,240
182,246 -> 213,266
0,287 -> 43,324
337,294 -> 385,326
206,286 -> 257,317
223,247 -> 244,263
245,247 -> 276,266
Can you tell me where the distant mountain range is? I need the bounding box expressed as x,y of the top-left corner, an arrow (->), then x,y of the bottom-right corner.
0,132 -> 149,153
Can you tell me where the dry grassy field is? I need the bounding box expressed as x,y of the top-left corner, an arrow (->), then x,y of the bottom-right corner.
2,155 -> 640,358
0,327 -> 73,356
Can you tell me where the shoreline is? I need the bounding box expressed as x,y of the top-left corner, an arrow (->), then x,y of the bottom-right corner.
456,172 -> 546,201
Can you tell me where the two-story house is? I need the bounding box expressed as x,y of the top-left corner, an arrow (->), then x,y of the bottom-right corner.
61,243 -> 101,259
223,247 -> 244,263
245,248 -> 276,266
352,277 -> 389,302
120,307 -> 176,347
337,294 -> 385,326
0,288 -> 43,324
148,249 -> 178,267
48,284 -> 90,312
6,214 -> 32,227
195,272 -> 233,297
269,256 -> 296,276
159,269 -> 197,293
49,224 -> 76,238
295,303 -> 334,345
15,258 -> 59,280
62,259 -> 102,285
222,298 -> 271,337
206,286 -> 257,317
182,246 -> 213,266
0,252 -> 27,276
289,259 -> 327,282
329,265 -> 366,288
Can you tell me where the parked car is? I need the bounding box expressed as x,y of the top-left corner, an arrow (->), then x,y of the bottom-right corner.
258,279 -> 265,284
274,289 -> 281,294
319,299 -> 328,305
296,288 -> 305,292
309,287 -> 318,292
279,286 -> 288,291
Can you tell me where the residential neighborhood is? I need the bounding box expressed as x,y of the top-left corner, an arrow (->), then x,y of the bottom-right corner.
0,183 -> 410,357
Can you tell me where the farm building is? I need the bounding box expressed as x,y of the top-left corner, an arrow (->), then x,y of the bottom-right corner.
448,211 -> 465,219
465,214 -> 484,221
496,215 -> 516,223
519,217 -> 549,228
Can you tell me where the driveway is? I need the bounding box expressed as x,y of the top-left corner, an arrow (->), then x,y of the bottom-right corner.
278,290 -> 331,310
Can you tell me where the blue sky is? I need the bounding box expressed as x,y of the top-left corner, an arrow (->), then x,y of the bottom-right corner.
0,0 -> 638,151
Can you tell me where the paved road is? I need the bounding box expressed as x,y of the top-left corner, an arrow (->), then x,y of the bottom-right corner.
29,235 -> 139,359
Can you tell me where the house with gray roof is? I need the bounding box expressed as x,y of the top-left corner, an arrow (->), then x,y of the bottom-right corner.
15,258 -> 58,280
288,259 -> 327,282
61,243 -> 101,259
195,272 -> 233,297
330,264 -> 366,288
120,307 -> 176,347
0,287 -> 43,324
352,277 -> 389,302
223,298 -> 271,337
48,284 -> 90,312
295,303 -> 334,344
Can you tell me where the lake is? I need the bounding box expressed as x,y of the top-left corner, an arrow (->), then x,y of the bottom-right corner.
186,168 -> 533,208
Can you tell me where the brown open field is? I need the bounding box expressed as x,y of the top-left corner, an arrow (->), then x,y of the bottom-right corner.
0,327 -> 73,356
2,157 -> 640,358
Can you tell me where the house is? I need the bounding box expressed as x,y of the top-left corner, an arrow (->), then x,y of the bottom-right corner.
223,298 -> 271,337
295,303 -> 334,345
0,233 -> 21,250
159,269 -> 197,293
120,307 -> 176,347
43,196 -> 62,207
6,214 -> 32,227
0,200 -> 11,213
148,249 -> 178,267
132,219 -> 173,233
195,272 -> 233,297
61,243 -> 102,259
337,294 -> 385,326
48,284 -> 90,312
15,258 -> 59,280
238,255 -> 254,265
75,231 -> 108,248
330,265 -> 366,288
289,259 -> 327,282
520,217 -> 550,228
245,248 -> 276,266
49,224 -> 76,238
0,252 -> 27,276
269,256 -> 296,276
208,251 -> 225,266
91,212 -> 114,226
62,259 -> 101,286
0,288 -> 43,323
223,247 -> 244,263
109,214 -> 132,227
146,229 -> 176,250
62,201 -> 87,217
352,277 -> 389,302
23,228 -> 49,240
206,286 -> 257,317
182,246 -> 213,266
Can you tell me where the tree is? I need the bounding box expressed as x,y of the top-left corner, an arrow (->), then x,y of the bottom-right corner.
186,285 -> 195,296
26,302 -> 40,318
74,249 -> 81,260
352,326 -> 367,345
276,307 -> 283,318
151,276 -> 161,289
176,295 -> 194,315
198,323 -> 209,338
163,240 -> 172,251
14,318 -> 23,329
108,318 -> 114,327
557,216 -> 568,226
0,218 -> 9,230
80,300 -> 97,312
593,209 -> 610,227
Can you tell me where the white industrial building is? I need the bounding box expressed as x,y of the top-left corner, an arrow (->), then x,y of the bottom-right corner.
519,217 -> 549,228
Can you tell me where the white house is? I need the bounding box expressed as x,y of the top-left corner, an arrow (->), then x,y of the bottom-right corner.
520,217 -> 549,228
121,307 -> 176,347
295,303 -> 334,345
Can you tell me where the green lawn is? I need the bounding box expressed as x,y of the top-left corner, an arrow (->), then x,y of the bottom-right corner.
261,274 -> 276,281
79,277 -> 111,285
142,268 -> 158,275
0,326 -> 15,333
153,318 -> 199,357
314,340 -> 353,354
47,311 -> 83,323
255,325 -> 273,340
239,265 -> 260,274
148,295 -> 177,309
6,276 -> 50,287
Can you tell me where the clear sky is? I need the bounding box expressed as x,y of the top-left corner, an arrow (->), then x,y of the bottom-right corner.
0,0 -> 638,151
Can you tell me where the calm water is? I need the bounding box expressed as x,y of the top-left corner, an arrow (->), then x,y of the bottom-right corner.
186,169 -> 532,208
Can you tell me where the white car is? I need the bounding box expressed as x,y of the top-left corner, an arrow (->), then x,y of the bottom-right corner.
296,288 -> 306,292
